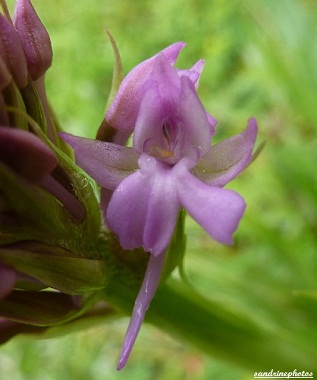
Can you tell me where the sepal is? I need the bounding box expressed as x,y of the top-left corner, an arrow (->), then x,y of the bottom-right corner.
194,118 -> 258,187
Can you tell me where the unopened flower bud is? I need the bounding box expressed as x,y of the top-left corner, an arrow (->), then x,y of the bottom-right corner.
0,264 -> 17,301
0,127 -> 57,183
13,0 -> 53,80
0,14 -> 28,88
0,127 -> 85,222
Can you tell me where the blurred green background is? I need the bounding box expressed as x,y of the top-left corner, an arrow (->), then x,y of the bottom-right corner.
1,0 -> 317,379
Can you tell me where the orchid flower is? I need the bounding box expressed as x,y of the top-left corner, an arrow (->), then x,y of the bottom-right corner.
61,43 -> 258,369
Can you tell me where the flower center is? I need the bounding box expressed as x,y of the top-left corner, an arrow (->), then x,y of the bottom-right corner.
145,121 -> 181,162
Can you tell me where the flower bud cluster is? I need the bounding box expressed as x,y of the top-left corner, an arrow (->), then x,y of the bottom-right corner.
0,0 -> 52,89
0,0 -> 109,341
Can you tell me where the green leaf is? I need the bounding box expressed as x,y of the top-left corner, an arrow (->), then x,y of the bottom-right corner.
20,80 -> 48,136
2,83 -> 29,130
0,244 -> 108,294
104,29 -> 124,111
293,290 -> 317,302
96,30 -> 124,141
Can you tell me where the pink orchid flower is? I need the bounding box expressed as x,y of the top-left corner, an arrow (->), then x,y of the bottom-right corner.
61,43 -> 258,369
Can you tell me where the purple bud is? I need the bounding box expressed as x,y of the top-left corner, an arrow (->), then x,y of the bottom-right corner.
0,127 -> 57,183
0,264 -> 16,301
13,0 -> 53,80
0,14 -> 28,88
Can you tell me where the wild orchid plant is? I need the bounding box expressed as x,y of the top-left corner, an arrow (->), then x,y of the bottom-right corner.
2,0 -> 313,372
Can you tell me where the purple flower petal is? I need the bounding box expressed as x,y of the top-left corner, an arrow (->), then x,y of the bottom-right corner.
60,133 -> 139,190
106,154 -> 180,255
0,264 -> 16,301
0,127 -> 57,183
177,76 -> 212,158
106,42 -> 186,131
150,53 -> 182,106
177,58 -> 205,88
206,112 -> 218,135
117,250 -> 166,370
194,118 -> 258,187
178,59 -> 218,135
133,81 -> 168,156
176,169 -> 246,245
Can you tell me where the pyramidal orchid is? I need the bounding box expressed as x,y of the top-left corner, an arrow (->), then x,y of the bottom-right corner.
61,43 -> 258,369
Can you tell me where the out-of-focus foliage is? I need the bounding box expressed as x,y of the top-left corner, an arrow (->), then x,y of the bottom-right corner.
2,0 -> 317,379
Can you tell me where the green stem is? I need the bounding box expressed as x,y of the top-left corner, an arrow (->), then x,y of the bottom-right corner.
104,278 -> 317,372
